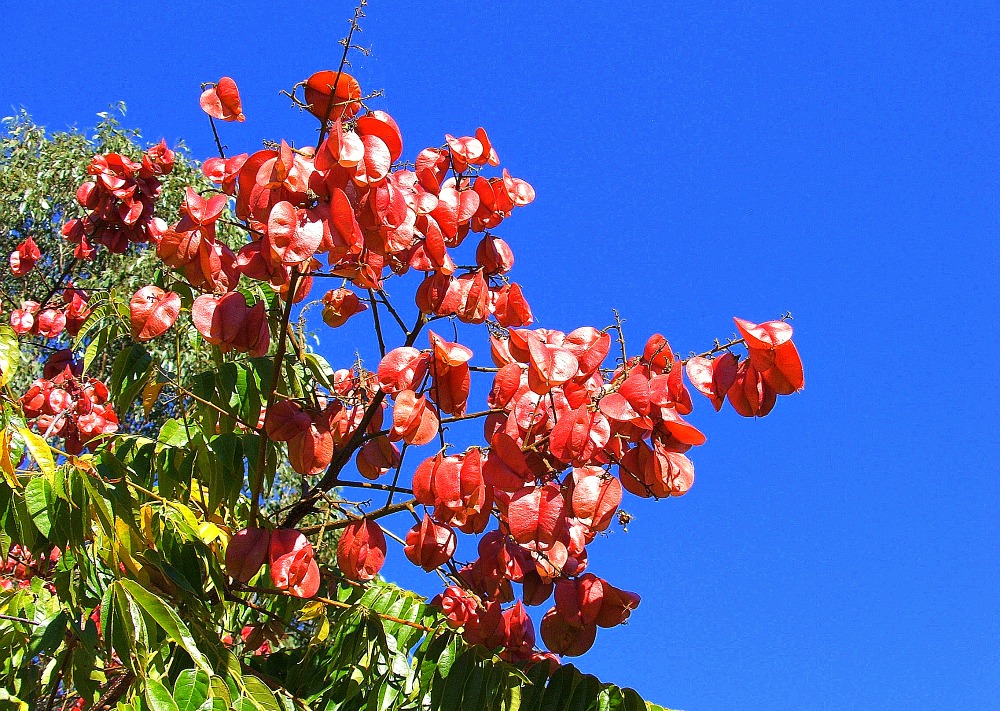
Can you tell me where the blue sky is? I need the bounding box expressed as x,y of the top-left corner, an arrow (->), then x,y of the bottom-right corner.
4,1 -> 1000,709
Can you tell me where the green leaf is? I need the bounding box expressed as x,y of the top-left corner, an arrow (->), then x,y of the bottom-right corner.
118,579 -> 213,674
82,325 -> 108,374
27,610 -> 67,658
174,669 -> 211,711
24,474 -> 54,537
0,325 -> 19,387
303,352 -> 337,391
241,676 -> 282,711
158,418 -> 195,449
145,677 -> 180,711
110,343 -> 153,413
207,675 -> 232,711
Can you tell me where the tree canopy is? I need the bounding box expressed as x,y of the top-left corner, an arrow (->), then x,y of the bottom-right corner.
0,15 -> 802,709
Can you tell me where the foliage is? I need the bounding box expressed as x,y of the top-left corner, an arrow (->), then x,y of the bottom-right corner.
0,107 -> 219,429
0,9 -> 804,710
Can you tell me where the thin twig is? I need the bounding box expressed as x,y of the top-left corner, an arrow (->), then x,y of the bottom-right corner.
337,479 -> 413,495
374,289 -> 408,334
208,115 -> 226,158
315,2 -> 367,150
281,312 -> 429,529
367,288 -> 387,358
0,612 -> 38,625
253,269 -> 302,525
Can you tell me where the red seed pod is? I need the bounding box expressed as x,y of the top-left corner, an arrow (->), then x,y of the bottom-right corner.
225,527 -> 271,583
507,482 -> 567,549
304,70 -> 362,123
463,599 -> 505,649
430,585 -> 479,629
336,519 -> 386,582
321,287 -> 368,328
264,399 -> 312,442
376,347 -> 431,395
129,286 -> 181,341
594,580 -> 641,628
476,235 -> 515,274
9,237 -> 41,277
390,389 -> 439,446
403,514 -> 457,571
200,76 -> 246,122
727,358 -> 778,417
499,602 -> 535,662
540,608 -> 597,657
521,570 -> 555,606
35,309 -> 66,339
566,467 -> 623,533
492,283 -> 535,329
269,529 -> 321,598
733,317 -> 805,395
685,352 -> 739,411
355,436 -> 400,480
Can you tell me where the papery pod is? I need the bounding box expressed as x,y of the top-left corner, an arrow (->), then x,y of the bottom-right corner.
566,467 -> 623,532
549,405 -> 611,466
540,608 -> 597,657
226,527 -> 271,583
200,76 -> 245,122
129,286 -> 180,341
390,389 -> 439,445
685,352 -> 739,411
269,529 -> 321,597
507,482 -> 567,549
376,347 -> 430,394
403,514 -> 457,571
336,519 -> 386,582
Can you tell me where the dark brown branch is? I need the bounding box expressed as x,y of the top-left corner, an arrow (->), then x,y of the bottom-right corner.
208,115 -> 226,159
337,479 -> 413,495
93,671 -> 135,711
297,497 -> 417,534
39,258 -> 78,308
252,269 -> 302,525
362,409 -> 502,443
374,289 -> 408,334
367,288 -> 387,358
0,612 -> 38,625
242,583 -> 436,632
280,312 -> 430,529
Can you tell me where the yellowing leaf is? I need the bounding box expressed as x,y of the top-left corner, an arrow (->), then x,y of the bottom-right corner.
189,481 -> 210,508
310,615 -> 330,644
67,454 -> 97,477
115,517 -> 145,580
19,427 -> 55,476
171,502 -> 202,532
197,521 -> 225,545
0,325 -> 20,387
140,504 -> 157,548
298,601 -> 327,622
142,378 -> 167,417
1,430 -> 20,488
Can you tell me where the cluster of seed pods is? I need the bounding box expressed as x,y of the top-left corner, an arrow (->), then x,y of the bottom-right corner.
61,140 -> 175,258
1,544 -> 60,593
31,72 -> 804,662
7,285 -> 90,340
19,353 -> 119,455
202,73 -> 803,660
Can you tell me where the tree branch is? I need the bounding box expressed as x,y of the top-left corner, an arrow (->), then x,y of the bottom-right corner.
280,312 -> 430,529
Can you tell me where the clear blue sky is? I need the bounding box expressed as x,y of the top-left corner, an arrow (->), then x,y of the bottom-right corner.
3,2 -> 999,709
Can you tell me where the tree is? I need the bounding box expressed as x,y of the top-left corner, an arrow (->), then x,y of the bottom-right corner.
0,10 -> 804,710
